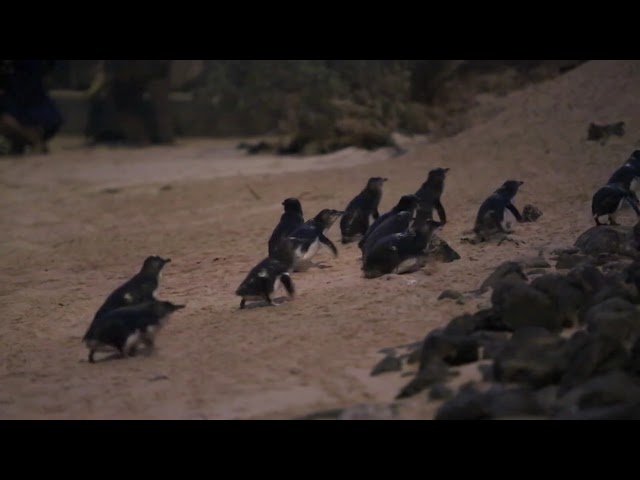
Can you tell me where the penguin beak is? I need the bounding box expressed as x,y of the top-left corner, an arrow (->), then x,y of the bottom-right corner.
443,168 -> 450,174
382,178 -> 388,182
172,304 -> 186,310
518,181 -> 524,186
163,258 -> 172,264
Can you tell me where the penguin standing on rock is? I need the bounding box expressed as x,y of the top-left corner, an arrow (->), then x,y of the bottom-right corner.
414,168 -> 449,225
592,183 -> 640,226
340,177 -> 387,244
235,238 -> 296,309
288,209 -> 344,271
83,300 -> 185,363
268,197 -> 304,257
362,219 -> 443,279
473,180 -> 524,240
358,194 -> 419,251
92,256 -> 172,320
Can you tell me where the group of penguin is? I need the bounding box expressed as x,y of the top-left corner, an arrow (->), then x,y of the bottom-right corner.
81,165 -> 530,363
79,148 -> 640,364
235,167 -> 527,308
591,150 -> 640,226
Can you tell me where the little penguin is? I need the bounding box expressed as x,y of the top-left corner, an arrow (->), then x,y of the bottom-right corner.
83,300 -> 185,363
340,177 -> 387,244
93,256 -> 172,321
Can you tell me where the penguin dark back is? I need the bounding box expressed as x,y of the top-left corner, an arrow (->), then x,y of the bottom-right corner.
235,254 -> 296,309
92,255 -> 172,321
473,180 -> 524,238
359,194 -> 419,250
340,177 -> 388,244
414,168 -> 449,224
83,299 -> 185,363
268,197 -> 305,257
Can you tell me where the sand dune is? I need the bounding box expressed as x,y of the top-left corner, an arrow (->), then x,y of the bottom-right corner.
1,60 -> 640,419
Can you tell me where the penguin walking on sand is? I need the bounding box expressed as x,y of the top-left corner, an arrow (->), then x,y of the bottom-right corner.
339,177 -> 387,244
92,256 -> 172,320
83,300 -> 185,363
360,211 -> 415,258
235,239 -> 296,310
592,183 -> 640,226
473,180 -> 524,240
414,168 -> 449,225
268,197 -> 304,257
358,194 -> 419,251
288,209 -> 344,271
362,219 -> 443,279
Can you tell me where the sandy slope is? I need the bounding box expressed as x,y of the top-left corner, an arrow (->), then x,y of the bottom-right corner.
1,60 -> 640,420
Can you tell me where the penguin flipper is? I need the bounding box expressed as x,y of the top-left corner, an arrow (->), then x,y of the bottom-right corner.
319,233 -> 338,257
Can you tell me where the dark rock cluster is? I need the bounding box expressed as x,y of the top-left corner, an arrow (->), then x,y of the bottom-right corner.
385,221 -> 640,419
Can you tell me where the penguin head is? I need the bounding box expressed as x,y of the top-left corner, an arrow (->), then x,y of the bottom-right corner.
627,150 -> 640,170
141,256 -> 171,274
427,167 -> 450,181
315,209 -> 344,228
282,197 -> 303,215
499,180 -> 524,198
397,194 -> 419,212
366,177 -> 388,191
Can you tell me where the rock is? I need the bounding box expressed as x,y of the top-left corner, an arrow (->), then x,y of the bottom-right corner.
434,382 -> 487,420
530,273 -> 588,328
371,355 -> 402,376
438,289 -> 464,301
338,403 -> 398,420
471,331 -> 511,360
559,332 -> 629,393
554,253 -> 592,270
294,408 -> 344,420
527,268 -> 549,276
493,327 -> 569,388
554,371 -> 640,416
444,314 -> 479,336
476,261 -> 529,294
429,383 -> 454,401
583,298 -> 640,345
429,234 -> 462,263
626,337 -> 640,376
522,204 -> 543,222
483,385 -> 545,418
574,224 -> 640,260
396,359 -> 451,399
418,330 -> 480,368
587,121 -> 625,143
554,402 -> 640,420
473,308 -> 512,332
517,256 -> 551,269
435,383 -> 545,420
491,279 -> 564,333
478,363 -> 495,382
551,247 -> 580,256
